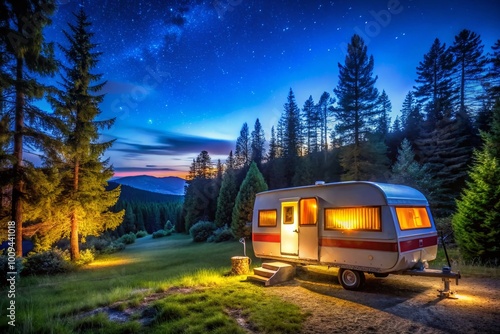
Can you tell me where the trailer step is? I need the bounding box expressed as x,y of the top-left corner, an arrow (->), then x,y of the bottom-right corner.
247,262 -> 296,286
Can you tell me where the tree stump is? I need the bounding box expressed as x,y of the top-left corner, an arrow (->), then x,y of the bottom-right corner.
231,256 -> 250,275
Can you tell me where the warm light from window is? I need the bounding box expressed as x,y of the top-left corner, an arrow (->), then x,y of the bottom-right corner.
258,209 -> 277,227
300,198 -> 317,225
325,207 -> 381,231
396,207 -> 431,230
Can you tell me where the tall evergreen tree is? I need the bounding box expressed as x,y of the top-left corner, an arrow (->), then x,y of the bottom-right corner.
1,0 -> 58,256
485,39 -> 500,103
47,9 -> 123,260
302,95 -> 320,154
250,118 -> 266,167
333,34 -> 381,180
400,91 -> 424,145
376,90 -> 392,137
280,88 -> 302,185
450,29 -> 487,114
414,38 -> 455,127
215,168 -> 237,228
317,91 -> 333,152
235,122 -> 251,169
231,162 -> 267,238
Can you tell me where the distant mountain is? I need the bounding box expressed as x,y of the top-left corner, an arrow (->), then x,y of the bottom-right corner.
108,182 -> 184,203
111,175 -> 186,196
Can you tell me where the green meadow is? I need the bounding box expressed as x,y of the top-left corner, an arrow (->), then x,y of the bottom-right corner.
1,235 -> 306,334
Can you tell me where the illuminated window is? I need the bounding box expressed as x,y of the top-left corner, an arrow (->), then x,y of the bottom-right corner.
283,206 -> 294,224
395,207 -> 431,230
258,210 -> 277,227
300,198 -> 317,225
325,207 -> 381,231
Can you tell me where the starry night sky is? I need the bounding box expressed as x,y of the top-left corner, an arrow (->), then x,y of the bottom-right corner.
41,0 -> 500,178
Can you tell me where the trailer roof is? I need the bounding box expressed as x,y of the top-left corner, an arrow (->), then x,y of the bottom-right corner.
257,181 -> 429,206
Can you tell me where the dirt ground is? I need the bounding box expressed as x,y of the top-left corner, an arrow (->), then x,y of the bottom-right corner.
265,267 -> 500,334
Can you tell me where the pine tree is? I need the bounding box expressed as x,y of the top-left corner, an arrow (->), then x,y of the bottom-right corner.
389,139 -> 439,202
414,38 -> 455,127
451,29 -> 487,114
302,95 -> 320,154
452,102 -> 500,263
1,0 -> 58,256
400,91 -> 424,145
250,118 -> 266,167
375,90 -> 392,137
280,88 -> 302,185
47,9 -> 123,260
485,39 -> 500,103
231,162 -> 267,238
215,168 -> 237,227
317,91 -> 333,152
333,34 -> 382,180
235,122 -> 251,169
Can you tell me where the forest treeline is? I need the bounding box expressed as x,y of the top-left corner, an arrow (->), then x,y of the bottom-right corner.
182,32 -> 500,263
0,1 -> 499,263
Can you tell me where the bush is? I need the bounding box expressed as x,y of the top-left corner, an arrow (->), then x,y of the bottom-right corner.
164,220 -> 175,232
117,232 -> 136,245
101,241 -> 126,254
152,229 -> 172,239
22,249 -> 73,276
0,255 -> 23,284
189,221 -> 217,242
82,236 -> 111,253
136,230 -> 148,238
75,249 -> 95,266
207,225 -> 234,243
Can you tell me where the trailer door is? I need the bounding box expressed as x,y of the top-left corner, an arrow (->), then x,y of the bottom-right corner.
298,198 -> 319,260
280,201 -> 299,255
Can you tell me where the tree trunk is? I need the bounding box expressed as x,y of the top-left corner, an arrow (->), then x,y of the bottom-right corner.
70,160 -> 80,261
12,56 -> 24,257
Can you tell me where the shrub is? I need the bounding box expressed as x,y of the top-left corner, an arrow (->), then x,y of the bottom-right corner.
152,229 -> 172,239
0,256 -> 23,284
207,225 -> 234,243
164,220 -> 175,232
101,241 -> 126,254
136,230 -> 148,238
189,221 -> 217,242
75,249 -> 95,266
117,232 -> 136,245
22,249 -> 73,276
82,236 -> 111,253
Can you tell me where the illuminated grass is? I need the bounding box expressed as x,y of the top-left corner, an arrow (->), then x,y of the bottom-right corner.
0,234 -> 305,333
432,246 -> 500,277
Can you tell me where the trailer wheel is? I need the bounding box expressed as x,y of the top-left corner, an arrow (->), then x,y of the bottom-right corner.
338,268 -> 365,290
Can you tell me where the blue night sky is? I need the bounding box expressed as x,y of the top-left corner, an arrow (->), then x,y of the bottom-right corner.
41,0 -> 500,178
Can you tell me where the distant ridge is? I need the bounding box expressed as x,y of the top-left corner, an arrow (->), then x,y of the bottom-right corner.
111,175 -> 186,196
108,182 -> 183,202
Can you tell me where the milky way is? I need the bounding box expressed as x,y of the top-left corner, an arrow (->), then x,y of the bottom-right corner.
43,0 -> 500,178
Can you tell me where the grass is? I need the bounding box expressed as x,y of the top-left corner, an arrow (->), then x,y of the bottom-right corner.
0,234 -> 306,333
431,245 -> 500,277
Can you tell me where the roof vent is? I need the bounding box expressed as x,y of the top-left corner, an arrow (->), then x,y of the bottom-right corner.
315,181 -> 325,186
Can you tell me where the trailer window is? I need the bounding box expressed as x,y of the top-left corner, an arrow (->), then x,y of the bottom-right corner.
300,198 -> 317,225
325,207 -> 381,231
258,209 -> 277,227
396,207 -> 432,230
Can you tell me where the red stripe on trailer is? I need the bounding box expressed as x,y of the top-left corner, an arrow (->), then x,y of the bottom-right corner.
399,235 -> 438,252
253,233 -> 281,243
320,238 -> 398,252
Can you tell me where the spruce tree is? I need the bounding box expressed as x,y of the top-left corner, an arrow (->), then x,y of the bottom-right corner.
235,122 -> 251,169
215,168 -> 237,227
47,9 -> 122,260
452,101 -> 500,264
250,118 -> 266,167
280,88 -> 302,185
231,162 -> 267,238
1,0 -> 58,256
317,91 -> 333,152
389,139 -> 439,202
302,95 -> 320,154
414,38 -> 455,127
450,29 -> 487,114
333,34 -> 383,180
375,90 -> 392,137
485,39 -> 500,103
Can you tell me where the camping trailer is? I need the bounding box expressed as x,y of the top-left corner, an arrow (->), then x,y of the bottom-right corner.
251,181 -> 460,292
